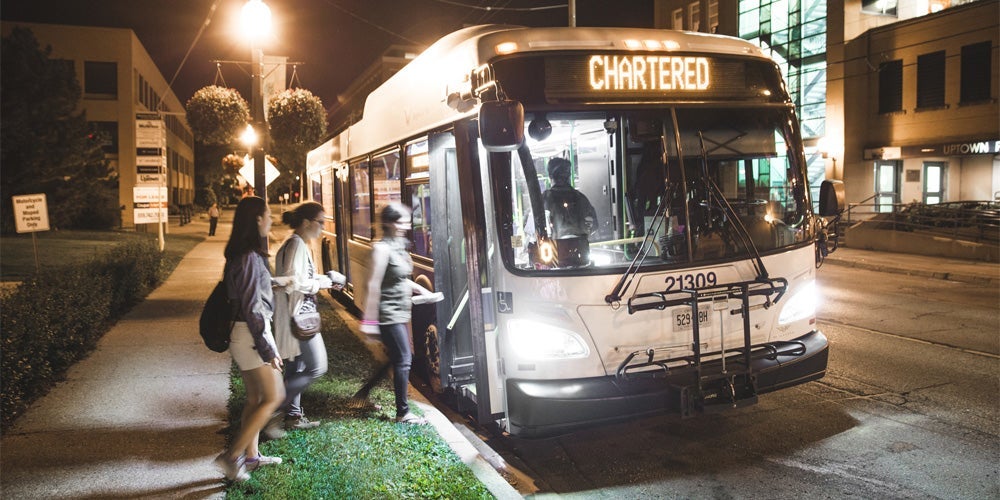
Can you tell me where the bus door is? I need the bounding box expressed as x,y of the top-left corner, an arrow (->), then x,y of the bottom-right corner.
332,167 -> 350,284
428,123 -> 493,423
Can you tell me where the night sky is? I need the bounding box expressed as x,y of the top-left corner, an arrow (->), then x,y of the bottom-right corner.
1,0 -> 654,111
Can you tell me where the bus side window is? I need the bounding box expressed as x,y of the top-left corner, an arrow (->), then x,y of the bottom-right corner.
409,183 -> 432,258
351,159 -> 372,239
406,139 -> 432,258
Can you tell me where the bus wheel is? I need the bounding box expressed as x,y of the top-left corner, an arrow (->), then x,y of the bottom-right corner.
424,324 -> 442,393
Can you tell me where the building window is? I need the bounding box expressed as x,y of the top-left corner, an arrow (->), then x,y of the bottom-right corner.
878,59 -> 903,114
916,51 -> 946,109
84,61 -> 117,98
673,8 -> 684,30
960,41 -> 992,104
708,0 -> 719,33
862,0 -> 898,16
688,2 -> 701,32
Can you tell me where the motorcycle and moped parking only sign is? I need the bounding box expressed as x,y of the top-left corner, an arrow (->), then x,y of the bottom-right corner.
12,193 -> 50,233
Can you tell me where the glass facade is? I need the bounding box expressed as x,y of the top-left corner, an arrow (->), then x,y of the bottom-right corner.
739,0 -> 829,197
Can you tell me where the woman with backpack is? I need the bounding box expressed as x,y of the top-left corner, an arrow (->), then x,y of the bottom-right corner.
215,196 -> 285,482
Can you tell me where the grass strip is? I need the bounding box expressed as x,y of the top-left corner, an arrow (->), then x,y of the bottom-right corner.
224,304 -> 494,499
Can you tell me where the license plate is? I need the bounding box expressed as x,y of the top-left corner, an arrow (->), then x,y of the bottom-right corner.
673,306 -> 712,331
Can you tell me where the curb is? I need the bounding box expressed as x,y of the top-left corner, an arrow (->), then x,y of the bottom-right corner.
822,257 -> 998,287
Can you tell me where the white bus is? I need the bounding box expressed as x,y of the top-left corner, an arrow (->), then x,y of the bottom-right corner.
306,25 -> 845,437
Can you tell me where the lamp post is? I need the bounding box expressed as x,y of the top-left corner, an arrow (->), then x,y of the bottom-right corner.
241,0 -> 272,201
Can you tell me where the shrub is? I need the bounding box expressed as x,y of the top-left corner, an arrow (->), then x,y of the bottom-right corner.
0,239 -> 162,430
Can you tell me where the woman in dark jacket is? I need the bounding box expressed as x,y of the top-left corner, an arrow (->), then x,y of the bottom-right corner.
214,196 -> 285,482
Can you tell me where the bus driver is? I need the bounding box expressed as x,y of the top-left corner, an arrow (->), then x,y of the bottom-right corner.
542,157 -> 597,239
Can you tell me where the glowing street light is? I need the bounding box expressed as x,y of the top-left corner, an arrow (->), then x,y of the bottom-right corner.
240,0 -> 272,201
240,124 -> 258,148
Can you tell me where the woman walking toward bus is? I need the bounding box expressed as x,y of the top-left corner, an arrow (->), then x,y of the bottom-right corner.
267,202 -> 344,438
215,196 -> 285,481
360,203 -> 440,424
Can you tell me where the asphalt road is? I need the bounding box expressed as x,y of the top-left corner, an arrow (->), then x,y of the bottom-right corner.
488,265 -> 1000,499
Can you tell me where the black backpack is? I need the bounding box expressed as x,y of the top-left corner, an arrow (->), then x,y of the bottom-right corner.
199,280 -> 236,352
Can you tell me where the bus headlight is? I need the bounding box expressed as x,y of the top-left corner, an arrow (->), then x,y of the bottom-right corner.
778,280 -> 818,325
507,319 -> 590,360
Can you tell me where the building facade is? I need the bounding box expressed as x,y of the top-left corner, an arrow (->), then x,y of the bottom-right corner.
2,22 -> 195,230
654,0 -> 998,208
835,0 -> 999,208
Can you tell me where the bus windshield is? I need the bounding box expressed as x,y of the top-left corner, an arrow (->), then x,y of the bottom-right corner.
494,107 -> 814,272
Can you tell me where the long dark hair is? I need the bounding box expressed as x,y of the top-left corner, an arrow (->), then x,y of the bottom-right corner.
281,201 -> 323,229
225,196 -> 269,259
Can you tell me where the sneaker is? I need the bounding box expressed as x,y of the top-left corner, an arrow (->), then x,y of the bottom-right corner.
395,412 -> 428,425
245,454 -> 282,472
262,413 -> 287,440
214,452 -> 249,482
287,415 -> 321,430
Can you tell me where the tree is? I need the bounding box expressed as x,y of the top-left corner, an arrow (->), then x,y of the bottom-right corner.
267,89 -> 327,199
1,27 -> 116,232
186,86 -> 250,205
186,86 -> 250,145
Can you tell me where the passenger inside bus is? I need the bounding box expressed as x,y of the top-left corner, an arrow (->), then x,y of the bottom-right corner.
542,157 -> 597,239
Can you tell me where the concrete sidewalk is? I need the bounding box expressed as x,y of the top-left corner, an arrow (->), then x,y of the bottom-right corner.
1,216 -> 230,499
822,245 -> 999,286
1,213 -> 993,498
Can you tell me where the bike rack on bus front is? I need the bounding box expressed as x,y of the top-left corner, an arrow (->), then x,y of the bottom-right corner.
618,277 -> 790,416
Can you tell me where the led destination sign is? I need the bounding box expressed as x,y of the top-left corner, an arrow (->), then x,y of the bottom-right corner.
540,54 -> 782,103
589,55 -> 710,92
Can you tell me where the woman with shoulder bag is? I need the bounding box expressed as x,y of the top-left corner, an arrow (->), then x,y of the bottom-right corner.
267,201 -> 345,438
215,196 -> 285,482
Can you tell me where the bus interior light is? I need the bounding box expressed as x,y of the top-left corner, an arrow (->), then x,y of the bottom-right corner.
778,281 -> 818,325
507,319 -> 590,360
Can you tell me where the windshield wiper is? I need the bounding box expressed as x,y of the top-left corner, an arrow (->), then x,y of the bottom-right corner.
696,131 -> 769,280
605,117 -> 680,305
604,185 -> 669,305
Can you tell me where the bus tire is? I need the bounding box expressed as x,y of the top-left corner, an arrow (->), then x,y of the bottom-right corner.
423,324 -> 443,393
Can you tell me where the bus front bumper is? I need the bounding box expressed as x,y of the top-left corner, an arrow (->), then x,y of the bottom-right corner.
505,330 -> 828,438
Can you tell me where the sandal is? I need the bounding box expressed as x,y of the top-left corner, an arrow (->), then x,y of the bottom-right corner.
395,412 -> 427,425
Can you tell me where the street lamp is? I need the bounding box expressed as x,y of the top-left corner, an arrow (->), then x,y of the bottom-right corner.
241,0 -> 272,201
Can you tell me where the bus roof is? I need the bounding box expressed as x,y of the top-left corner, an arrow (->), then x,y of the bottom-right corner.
308,25 -> 770,169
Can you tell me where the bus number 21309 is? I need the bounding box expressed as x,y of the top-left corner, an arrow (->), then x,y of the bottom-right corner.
664,271 -> 718,291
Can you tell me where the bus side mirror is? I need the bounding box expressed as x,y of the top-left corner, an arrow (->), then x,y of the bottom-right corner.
479,100 -> 524,152
818,179 -> 845,216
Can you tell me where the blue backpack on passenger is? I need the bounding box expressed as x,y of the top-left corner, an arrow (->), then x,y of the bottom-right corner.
200,280 -> 235,352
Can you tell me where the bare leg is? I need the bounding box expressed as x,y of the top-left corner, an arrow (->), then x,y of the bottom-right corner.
225,364 -> 284,461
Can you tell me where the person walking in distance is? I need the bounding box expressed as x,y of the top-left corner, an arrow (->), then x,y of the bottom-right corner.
214,196 -> 285,482
359,203 -> 441,424
208,202 -> 220,236
266,202 -> 345,439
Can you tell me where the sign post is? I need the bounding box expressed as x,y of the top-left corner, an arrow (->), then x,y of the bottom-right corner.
12,193 -> 51,274
136,113 -> 167,250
